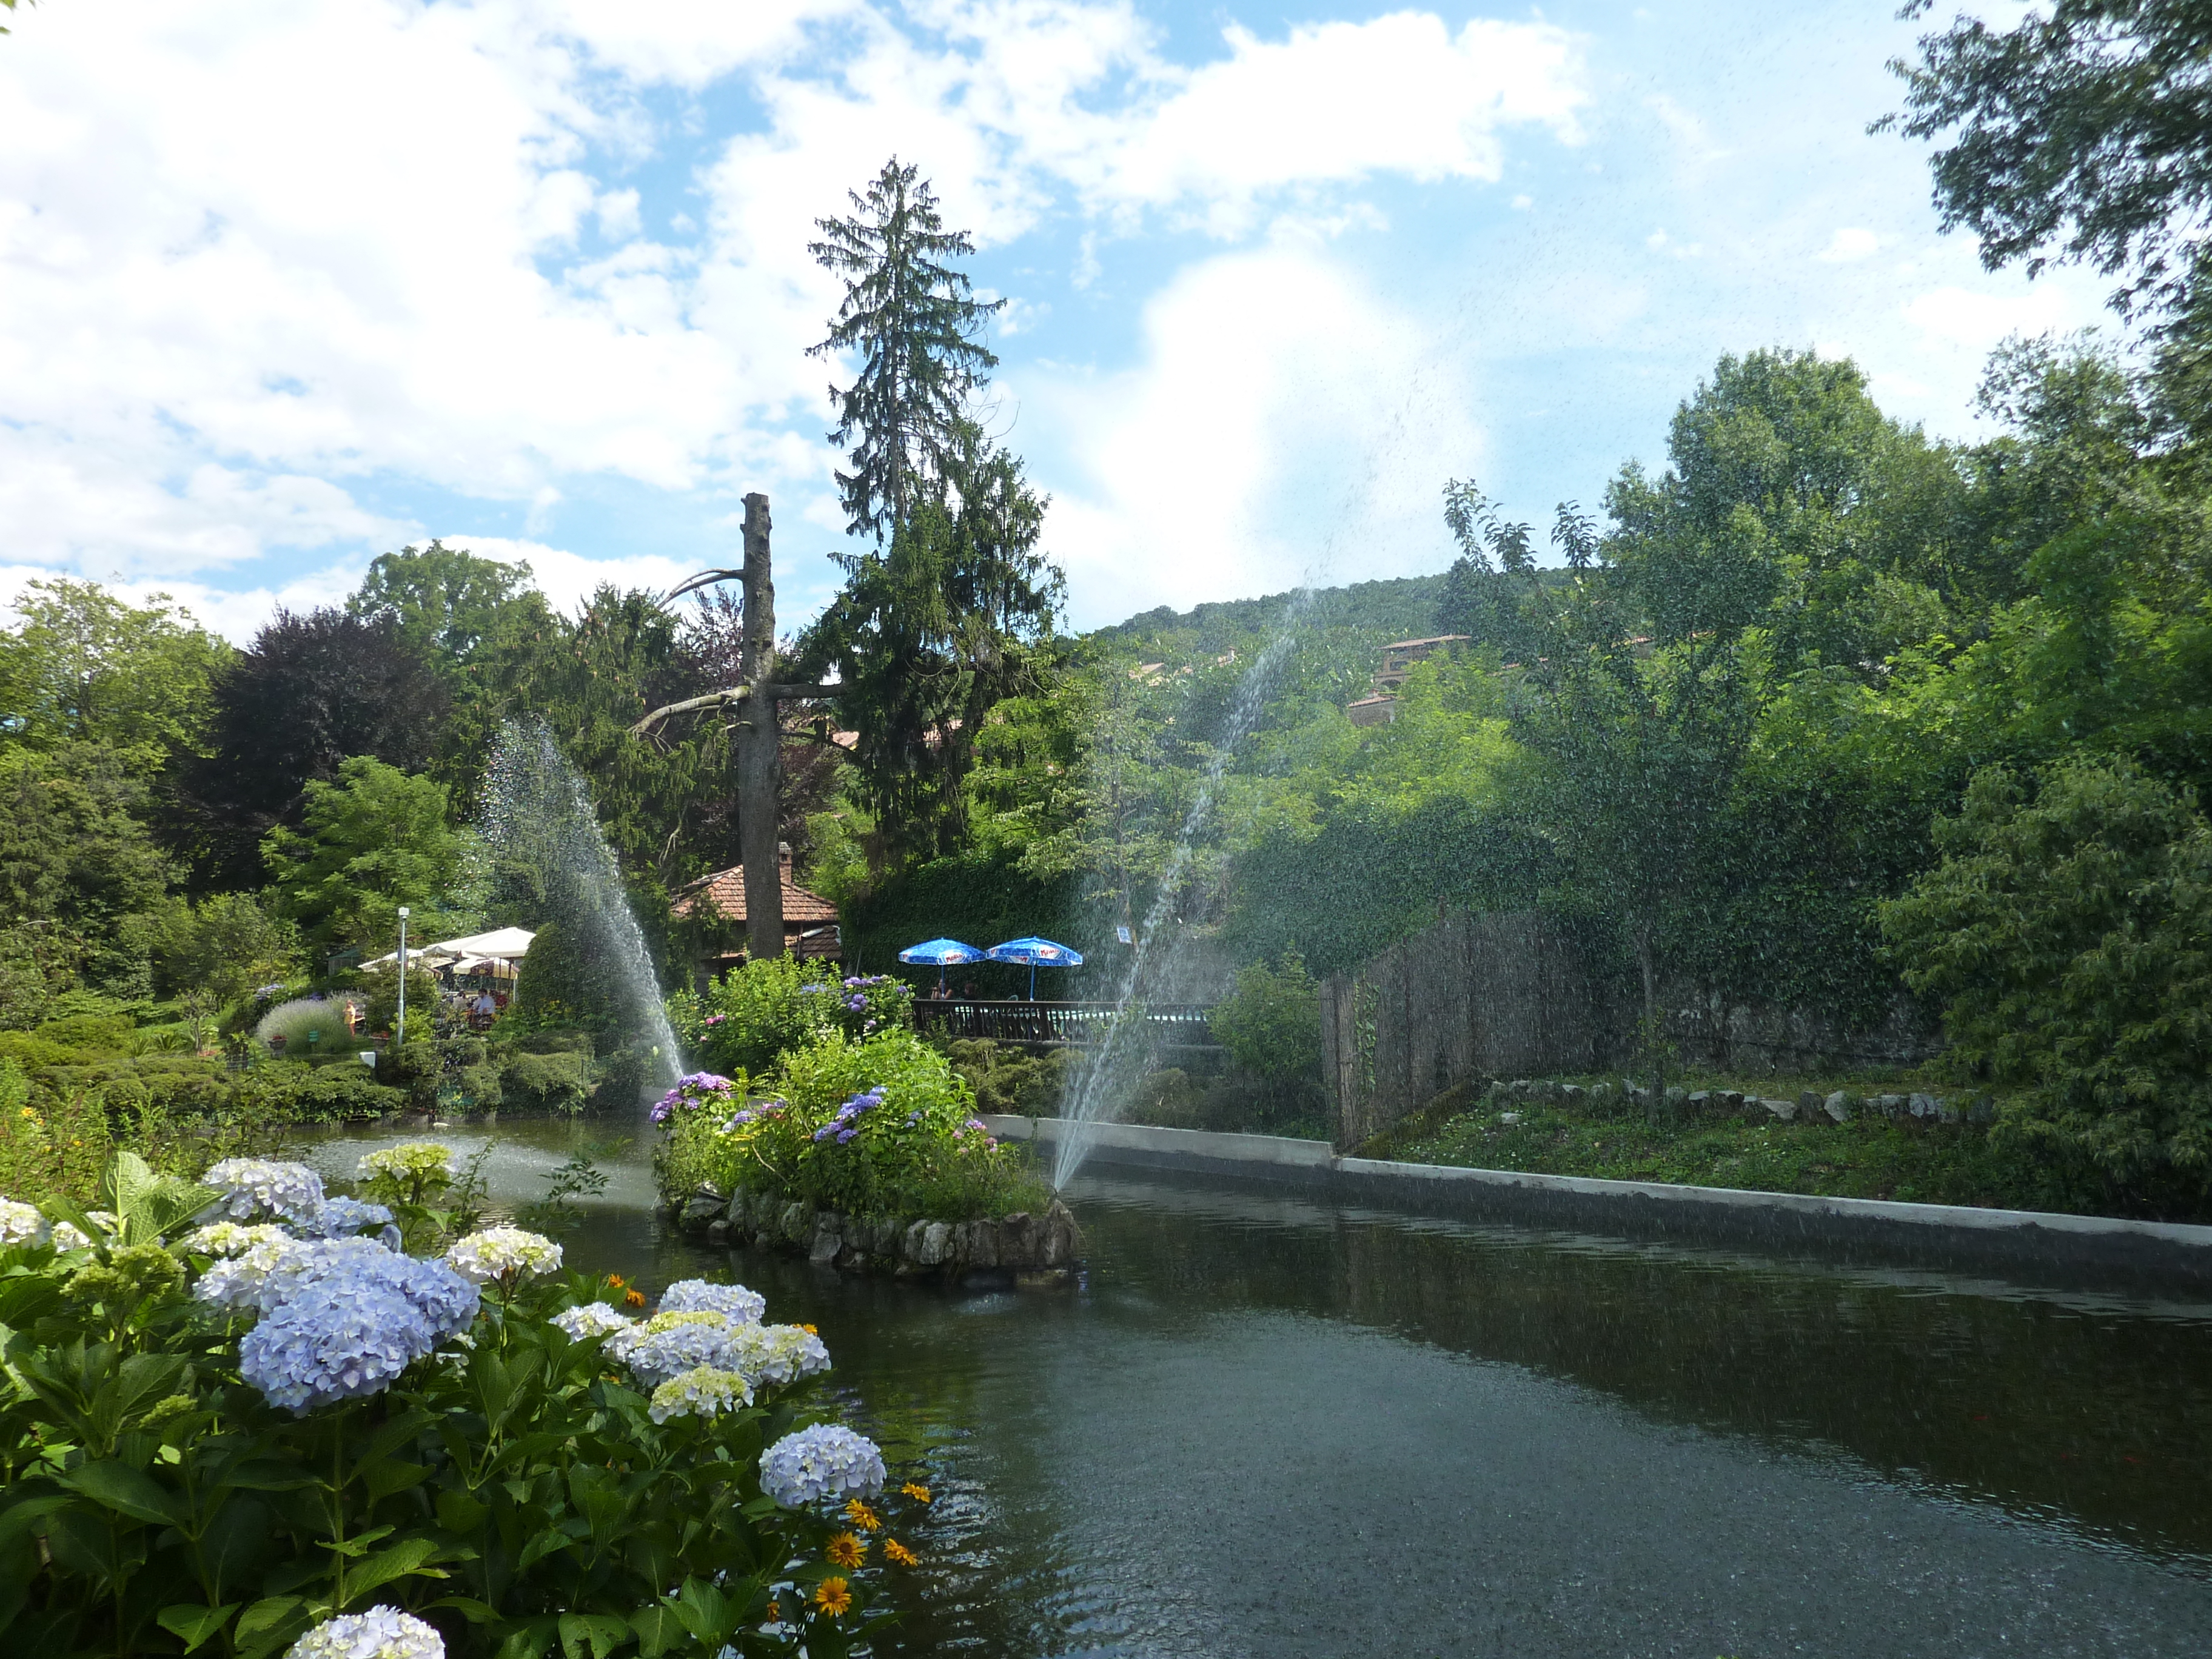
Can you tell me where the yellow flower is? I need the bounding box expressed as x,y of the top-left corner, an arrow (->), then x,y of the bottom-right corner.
813,1577 -> 852,1617
883,1538 -> 918,1567
843,1499 -> 880,1532
605,1273 -> 627,1288
765,1600 -> 780,1622
800,1322 -> 818,1335
623,1288 -> 646,1307
826,1531 -> 866,1569
900,1481 -> 932,1504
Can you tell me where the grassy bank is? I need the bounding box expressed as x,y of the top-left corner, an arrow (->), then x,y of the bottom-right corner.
1361,1078 -> 2196,1222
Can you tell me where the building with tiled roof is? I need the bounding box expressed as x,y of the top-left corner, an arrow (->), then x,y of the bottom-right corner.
671,845 -> 842,968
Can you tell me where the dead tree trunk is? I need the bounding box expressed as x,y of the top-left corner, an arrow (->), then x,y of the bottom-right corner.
736,492 -> 785,964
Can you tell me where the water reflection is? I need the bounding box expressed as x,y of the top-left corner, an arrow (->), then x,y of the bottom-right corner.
301,1122 -> 2212,1657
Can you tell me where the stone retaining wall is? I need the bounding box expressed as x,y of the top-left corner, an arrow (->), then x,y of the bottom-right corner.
672,1185 -> 1083,1287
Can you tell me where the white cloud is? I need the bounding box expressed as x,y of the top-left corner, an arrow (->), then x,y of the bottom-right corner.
1817,226 -> 1880,262
1027,246 -> 1483,625
1902,284 -> 2080,354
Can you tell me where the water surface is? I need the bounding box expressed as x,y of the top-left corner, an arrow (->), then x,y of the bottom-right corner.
303,1122 -> 2212,1657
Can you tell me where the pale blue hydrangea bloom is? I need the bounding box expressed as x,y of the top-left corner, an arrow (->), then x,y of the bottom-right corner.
284,1604 -> 445,1659
240,1277 -> 434,1413
258,1237 -> 479,1341
724,1322 -> 832,1390
618,1313 -> 749,1389
759,1424 -> 886,1509
203,1158 -> 327,1224
444,1227 -> 562,1284
647,1364 -> 754,1424
293,1197 -> 397,1240
0,1198 -> 44,1246
656,1278 -> 765,1324
551,1302 -> 633,1342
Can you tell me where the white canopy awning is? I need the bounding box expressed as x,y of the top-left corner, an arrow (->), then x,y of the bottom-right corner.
429,926 -> 536,958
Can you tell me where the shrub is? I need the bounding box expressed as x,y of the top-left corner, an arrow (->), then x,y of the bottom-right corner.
593,1042 -> 659,1113
671,959 -> 914,1078
0,1152 -> 926,1657
255,994 -> 366,1060
1882,756 -> 2212,1204
509,918 -> 628,1034
357,965 -> 440,1042
30,1010 -> 132,1053
1208,951 -> 1323,1089
656,1029 -> 1049,1222
940,1038 -> 1071,1115
501,1048 -> 591,1114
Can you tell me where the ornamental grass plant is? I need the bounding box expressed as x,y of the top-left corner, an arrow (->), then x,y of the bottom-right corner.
0,1148 -> 931,1658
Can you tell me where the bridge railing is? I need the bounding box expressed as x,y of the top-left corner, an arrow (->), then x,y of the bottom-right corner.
913,999 -> 1220,1051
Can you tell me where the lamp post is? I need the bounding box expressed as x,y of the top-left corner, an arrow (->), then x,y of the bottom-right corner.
397,907 -> 411,1050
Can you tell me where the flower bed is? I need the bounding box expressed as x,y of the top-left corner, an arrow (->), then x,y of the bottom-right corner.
0,1145 -> 937,1657
675,1182 -> 1082,1285
652,1029 -> 1055,1227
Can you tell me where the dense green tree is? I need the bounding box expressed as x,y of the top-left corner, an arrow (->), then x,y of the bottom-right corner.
0,743 -> 179,1002
188,608 -> 448,889
0,578 -> 230,764
347,540 -> 534,680
1882,755 -> 2212,1202
808,158 -> 1004,542
155,892 -> 301,1005
261,756 -> 467,951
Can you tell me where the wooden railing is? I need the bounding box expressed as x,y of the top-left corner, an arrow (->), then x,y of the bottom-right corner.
913,999 -> 1220,1050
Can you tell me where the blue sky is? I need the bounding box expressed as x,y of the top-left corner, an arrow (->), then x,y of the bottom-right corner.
0,2 -> 2108,640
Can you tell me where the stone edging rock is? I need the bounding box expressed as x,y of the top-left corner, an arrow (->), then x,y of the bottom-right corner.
672,1184 -> 1082,1287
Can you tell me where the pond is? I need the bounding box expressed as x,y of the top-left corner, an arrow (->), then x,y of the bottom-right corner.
300,1121 -> 2212,1657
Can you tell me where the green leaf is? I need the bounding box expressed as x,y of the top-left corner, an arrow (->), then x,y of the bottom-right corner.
158,1602 -> 240,1652
61,1459 -> 188,1529
427,1595 -> 501,1625
626,1603 -> 684,1659
232,1596 -> 309,1659
324,1522 -> 395,1558
494,1616 -> 560,1659
339,1536 -> 445,1606
558,1612 -> 633,1659
362,1460 -> 433,1503
434,1489 -> 491,1534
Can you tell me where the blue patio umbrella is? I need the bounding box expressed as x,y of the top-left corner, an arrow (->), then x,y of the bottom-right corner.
897,937 -> 985,994
985,936 -> 1084,1000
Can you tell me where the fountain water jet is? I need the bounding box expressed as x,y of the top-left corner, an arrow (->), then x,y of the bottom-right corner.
477,718 -> 685,1107
1052,595 -> 1315,1188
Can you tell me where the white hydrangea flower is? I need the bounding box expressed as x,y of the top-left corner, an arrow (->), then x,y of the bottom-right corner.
356,1142 -> 453,1184
656,1278 -> 765,1325
444,1227 -> 563,1284
647,1364 -> 755,1424
285,1604 -> 444,1659
203,1159 -> 326,1224
0,1198 -> 44,1246
50,1220 -> 93,1250
759,1424 -> 886,1509
723,1322 -> 832,1390
183,1221 -> 293,1258
193,1233 -> 303,1312
551,1302 -> 633,1342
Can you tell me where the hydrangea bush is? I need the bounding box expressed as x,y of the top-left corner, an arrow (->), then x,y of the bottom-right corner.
654,1028 -> 1051,1222
667,956 -> 915,1078
0,1157 -> 932,1658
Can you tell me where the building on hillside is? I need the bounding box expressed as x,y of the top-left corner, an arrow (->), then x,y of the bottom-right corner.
671,844 -> 842,978
1346,634 -> 1470,726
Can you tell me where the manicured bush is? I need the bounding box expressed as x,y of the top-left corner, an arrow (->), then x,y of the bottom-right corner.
0,1151 -> 928,1657
509,917 -> 628,1034
501,1048 -> 591,1114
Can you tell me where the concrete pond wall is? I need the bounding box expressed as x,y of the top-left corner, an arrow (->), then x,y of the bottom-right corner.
989,1115 -> 2212,1292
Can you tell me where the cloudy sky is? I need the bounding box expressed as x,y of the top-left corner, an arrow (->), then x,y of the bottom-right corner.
1,1 -> 2108,640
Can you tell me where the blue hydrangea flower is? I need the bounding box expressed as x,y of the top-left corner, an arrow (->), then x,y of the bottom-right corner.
203,1159 -> 327,1224
240,1277 -> 434,1413
759,1424 -> 885,1509
657,1279 -> 766,1324
292,1197 -> 396,1239
259,1236 -> 480,1341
